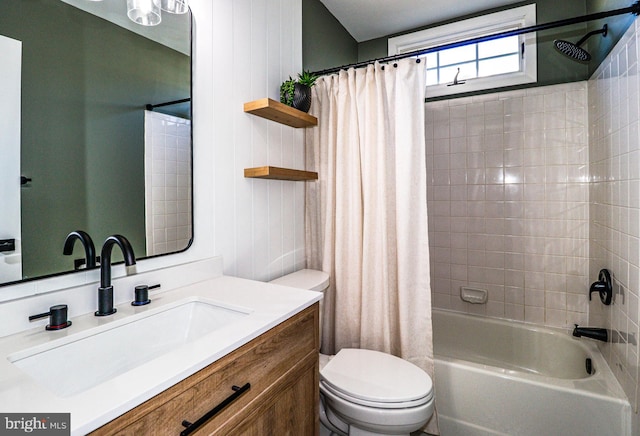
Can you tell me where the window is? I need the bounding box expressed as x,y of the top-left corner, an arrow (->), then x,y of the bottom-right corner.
388,4 -> 537,98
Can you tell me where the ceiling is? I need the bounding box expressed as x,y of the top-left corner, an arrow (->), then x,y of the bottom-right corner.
319,0 -> 526,42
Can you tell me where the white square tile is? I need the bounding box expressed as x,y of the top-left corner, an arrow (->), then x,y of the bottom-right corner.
524,306 -> 545,324
503,97 -> 524,115
524,94 -> 544,113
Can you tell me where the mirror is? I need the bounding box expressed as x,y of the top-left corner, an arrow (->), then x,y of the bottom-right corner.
0,0 -> 192,286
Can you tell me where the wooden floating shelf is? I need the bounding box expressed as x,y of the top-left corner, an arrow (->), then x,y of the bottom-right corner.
244,166 -> 318,181
244,98 -> 317,128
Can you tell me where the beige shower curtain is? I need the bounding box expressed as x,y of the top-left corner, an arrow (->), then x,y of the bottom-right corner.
305,58 -> 437,432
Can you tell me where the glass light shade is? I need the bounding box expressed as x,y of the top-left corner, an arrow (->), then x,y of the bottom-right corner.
127,0 -> 162,26
160,0 -> 189,14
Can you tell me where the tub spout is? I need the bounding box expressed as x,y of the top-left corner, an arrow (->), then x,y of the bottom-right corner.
573,324 -> 608,342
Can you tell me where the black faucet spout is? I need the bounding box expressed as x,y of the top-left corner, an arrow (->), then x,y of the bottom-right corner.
63,230 -> 97,269
96,235 -> 136,316
573,324 -> 608,342
100,235 -> 136,288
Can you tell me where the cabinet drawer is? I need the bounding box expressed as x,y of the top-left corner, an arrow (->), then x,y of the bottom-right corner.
91,303 -> 318,435
207,350 -> 319,436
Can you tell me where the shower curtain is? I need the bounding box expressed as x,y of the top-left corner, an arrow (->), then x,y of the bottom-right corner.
305,58 -> 437,433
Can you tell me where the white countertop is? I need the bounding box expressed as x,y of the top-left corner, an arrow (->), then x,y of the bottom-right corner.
0,275 -> 322,435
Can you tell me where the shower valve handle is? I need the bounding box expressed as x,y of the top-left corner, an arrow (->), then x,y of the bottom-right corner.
589,269 -> 612,305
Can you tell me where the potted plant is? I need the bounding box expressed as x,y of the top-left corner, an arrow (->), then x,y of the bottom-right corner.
280,70 -> 317,113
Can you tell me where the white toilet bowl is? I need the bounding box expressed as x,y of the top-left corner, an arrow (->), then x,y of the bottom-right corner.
320,348 -> 434,435
270,270 -> 435,436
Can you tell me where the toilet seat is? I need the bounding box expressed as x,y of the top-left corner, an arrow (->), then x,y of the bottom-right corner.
320,380 -> 432,409
320,349 -> 434,410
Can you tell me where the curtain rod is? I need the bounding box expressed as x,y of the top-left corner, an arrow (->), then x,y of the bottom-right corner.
312,2 -> 640,77
146,98 -> 191,111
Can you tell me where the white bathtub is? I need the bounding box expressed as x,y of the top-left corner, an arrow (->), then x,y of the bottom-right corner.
432,309 -> 632,436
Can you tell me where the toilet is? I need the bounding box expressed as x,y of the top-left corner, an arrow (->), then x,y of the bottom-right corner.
270,269 -> 434,436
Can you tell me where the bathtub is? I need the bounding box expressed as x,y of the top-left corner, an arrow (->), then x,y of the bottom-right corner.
432,309 -> 632,436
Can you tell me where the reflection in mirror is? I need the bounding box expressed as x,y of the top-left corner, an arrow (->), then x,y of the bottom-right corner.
0,0 -> 192,286
0,34 -> 22,283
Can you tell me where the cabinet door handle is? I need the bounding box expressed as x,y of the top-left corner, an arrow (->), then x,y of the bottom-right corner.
180,383 -> 251,436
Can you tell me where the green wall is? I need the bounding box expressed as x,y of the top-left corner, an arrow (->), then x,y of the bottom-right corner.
303,0 -> 636,97
302,0 -> 358,72
355,0 -> 588,93
586,0 -> 638,77
1,0 -> 189,280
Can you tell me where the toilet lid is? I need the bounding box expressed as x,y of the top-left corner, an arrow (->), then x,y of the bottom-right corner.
320,349 -> 433,405
269,269 -> 330,292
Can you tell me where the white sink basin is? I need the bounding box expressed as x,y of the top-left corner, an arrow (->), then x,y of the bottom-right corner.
8,299 -> 250,397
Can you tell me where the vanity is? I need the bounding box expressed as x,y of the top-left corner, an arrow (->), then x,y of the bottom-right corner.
92,304 -> 318,435
0,258 -> 322,435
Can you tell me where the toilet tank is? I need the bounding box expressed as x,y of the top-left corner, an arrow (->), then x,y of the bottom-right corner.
270,269 -> 329,346
269,269 -> 329,292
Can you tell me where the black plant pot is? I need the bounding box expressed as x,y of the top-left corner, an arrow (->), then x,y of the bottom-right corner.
292,83 -> 312,113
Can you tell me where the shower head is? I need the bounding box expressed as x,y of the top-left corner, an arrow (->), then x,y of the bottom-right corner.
554,24 -> 608,62
554,40 -> 592,62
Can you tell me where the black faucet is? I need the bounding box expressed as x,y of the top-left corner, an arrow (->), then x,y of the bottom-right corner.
29,304 -> 72,331
573,324 -> 608,342
96,235 -> 136,316
589,269 -> 613,305
63,230 -> 97,269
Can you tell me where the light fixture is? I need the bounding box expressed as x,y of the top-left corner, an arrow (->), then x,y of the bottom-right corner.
127,0 -> 162,26
160,0 -> 189,15
128,0 -> 190,27
84,0 -> 188,27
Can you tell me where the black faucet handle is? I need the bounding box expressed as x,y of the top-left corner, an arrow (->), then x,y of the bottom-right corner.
131,283 -> 161,306
589,269 -> 612,305
29,304 -> 72,330
132,285 -> 150,306
589,282 -> 604,300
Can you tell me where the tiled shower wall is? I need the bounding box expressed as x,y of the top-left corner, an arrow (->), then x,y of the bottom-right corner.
144,111 -> 192,256
426,82 -> 590,328
589,18 -> 640,412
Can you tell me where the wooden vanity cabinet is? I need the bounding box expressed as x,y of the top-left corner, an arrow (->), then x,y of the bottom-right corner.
91,303 -> 319,436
